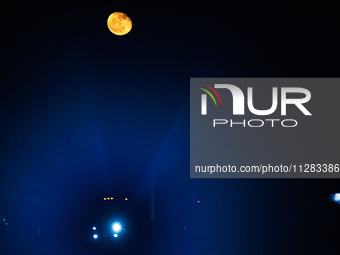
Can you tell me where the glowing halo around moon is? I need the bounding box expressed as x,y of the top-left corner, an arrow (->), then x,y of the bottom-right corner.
107,12 -> 132,36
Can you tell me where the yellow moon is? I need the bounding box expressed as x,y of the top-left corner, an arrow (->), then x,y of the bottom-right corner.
107,12 -> 132,36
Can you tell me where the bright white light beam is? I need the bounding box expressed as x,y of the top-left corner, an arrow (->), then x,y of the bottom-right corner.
112,223 -> 122,233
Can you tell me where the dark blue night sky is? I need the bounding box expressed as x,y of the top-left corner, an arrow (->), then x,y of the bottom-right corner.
1,1 -> 340,254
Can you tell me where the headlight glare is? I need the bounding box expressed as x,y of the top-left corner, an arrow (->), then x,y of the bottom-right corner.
112,223 -> 122,233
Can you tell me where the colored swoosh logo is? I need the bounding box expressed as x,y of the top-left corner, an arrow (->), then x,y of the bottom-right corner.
197,82 -> 222,106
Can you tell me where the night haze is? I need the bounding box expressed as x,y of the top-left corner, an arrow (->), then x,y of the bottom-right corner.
1,1 -> 340,254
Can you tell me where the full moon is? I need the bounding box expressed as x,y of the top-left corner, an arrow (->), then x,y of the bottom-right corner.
107,12 -> 132,36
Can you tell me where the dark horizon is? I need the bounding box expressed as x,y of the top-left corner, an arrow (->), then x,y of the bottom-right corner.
1,1 -> 340,254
